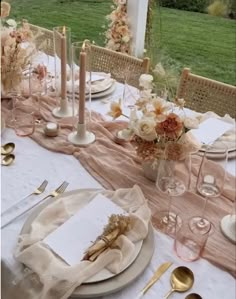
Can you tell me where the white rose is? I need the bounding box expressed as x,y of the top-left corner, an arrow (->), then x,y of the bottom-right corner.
119,0 -> 127,5
184,117 -> 199,130
6,19 -> 17,28
134,117 -> 157,141
139,74 -> 153,90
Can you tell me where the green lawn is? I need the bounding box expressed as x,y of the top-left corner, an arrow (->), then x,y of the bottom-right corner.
9,0 -> 236,85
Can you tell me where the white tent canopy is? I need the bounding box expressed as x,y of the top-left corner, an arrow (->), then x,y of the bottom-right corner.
127,0 -> 149,57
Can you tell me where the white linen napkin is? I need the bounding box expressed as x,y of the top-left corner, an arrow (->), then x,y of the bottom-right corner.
9,185 -> 151,299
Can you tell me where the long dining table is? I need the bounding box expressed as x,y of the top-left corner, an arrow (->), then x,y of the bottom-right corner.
1,80 -> 236,299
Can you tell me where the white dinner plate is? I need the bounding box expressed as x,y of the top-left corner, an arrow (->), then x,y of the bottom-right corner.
90,77 -> 114,94
20,189 -> 154,297
89,81 -> 116,100
68,81 -> 116,101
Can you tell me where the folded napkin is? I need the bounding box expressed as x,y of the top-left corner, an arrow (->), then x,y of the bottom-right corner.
9,185 -> 151,299
196,111 -> 236,150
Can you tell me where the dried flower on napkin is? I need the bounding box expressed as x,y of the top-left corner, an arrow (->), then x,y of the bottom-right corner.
83,214 -> 131,262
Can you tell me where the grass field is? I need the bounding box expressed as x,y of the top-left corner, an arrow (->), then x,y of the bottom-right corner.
9,0 -> 236,85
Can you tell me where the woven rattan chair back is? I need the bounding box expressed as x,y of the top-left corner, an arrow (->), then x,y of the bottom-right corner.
28,24 -> 54,56
89,44 -> 150,88
177,68 -> 236,118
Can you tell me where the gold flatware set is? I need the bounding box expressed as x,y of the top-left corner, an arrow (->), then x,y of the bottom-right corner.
139,263 -> 201,299
1,142 -> 15,166
1,180 -> 69,229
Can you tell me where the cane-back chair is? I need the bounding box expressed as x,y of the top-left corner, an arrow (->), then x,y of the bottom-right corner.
177,68 -> 236,118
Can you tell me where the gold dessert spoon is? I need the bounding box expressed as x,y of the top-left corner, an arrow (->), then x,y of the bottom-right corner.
1,142 -> 15,155
1,154 -> 15,166
164,266 -> 194,299
185,293 -> 202,299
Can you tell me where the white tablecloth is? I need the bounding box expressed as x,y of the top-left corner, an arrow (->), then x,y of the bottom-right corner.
1,82 -> 236,298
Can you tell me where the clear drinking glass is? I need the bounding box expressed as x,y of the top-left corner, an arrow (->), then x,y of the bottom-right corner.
13,107 -> 35,137
189,143 -> 228,234
153,143 -> 191,236
174,214 -> 211,262
4,69 -> 31,128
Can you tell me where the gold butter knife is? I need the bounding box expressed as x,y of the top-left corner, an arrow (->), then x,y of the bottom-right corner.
140,261 -> 173,296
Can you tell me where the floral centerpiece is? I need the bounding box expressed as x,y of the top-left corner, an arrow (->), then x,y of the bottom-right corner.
1,2 -> 39,96
104,0 -> 132,54
108,74 -> 200,179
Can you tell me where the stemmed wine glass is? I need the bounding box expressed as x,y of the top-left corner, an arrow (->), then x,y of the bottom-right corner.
190,142 -> 228,234
153,142 -> 191,236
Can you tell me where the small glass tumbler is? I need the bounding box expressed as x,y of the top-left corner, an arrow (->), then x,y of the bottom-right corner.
174,214 -> 211,262
13,108 -> 35,137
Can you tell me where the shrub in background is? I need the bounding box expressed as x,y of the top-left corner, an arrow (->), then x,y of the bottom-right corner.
160,0 -> 209,13
207,1 -> 228,16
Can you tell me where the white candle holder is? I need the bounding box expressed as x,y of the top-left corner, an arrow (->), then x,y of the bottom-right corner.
52,97 -> 73,118
220,214 -> 236,244
68,123 -> 95,146
53,26 -> 73,118
68,41 -> 95,146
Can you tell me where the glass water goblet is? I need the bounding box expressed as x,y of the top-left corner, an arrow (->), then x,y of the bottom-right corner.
174,214 -> 211,262
189,142 -> 228,234
153,144 -> 191,236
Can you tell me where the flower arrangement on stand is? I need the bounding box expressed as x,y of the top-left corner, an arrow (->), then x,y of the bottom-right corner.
1,2 -> 45,96
108,74 -> 201,179
104,0 -> 132,54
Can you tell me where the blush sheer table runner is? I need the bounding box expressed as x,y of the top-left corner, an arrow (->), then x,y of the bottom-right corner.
1,88 -> 236,299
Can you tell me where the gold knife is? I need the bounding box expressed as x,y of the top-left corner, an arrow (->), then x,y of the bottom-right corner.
140,261 -> 173,296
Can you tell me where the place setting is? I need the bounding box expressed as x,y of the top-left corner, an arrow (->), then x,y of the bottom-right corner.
1,0 -> 236,298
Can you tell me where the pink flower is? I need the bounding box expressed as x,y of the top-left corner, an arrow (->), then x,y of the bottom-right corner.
156,113 -> 183,140
35,64 -> 47,80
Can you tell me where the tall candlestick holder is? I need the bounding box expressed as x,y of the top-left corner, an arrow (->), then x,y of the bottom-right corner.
68,41 -> 95,146
52,26 -> 73,118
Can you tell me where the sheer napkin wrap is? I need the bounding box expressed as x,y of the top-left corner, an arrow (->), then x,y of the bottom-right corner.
8,185 -> 151,299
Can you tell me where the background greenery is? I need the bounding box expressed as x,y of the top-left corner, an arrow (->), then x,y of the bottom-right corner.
9,0 -> 236,85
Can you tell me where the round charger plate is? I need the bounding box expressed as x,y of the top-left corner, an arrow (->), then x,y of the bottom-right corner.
89,81 -> 116,100
90,78 -> 114,94
198,149 -> 236,159
20,189 -> 155,298
72,82 -> 116,102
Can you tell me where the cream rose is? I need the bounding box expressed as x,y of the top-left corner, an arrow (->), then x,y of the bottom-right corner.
184,117 -> 199,130
122,35 -> 130,43
139,74 -> 153,90
134,117 -> 157,141
6,19 -> 17,28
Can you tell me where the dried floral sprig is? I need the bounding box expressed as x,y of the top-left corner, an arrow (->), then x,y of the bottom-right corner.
83,214 -> 131,262
1,7 -> 47,95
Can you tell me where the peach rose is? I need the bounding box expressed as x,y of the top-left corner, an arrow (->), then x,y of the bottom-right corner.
156,113 -> 183,140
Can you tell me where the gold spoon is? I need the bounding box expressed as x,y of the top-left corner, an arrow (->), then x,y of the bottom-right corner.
1,154 -> 15,166
185,294 -> 202,299
1,142 -> 15,155
164,266 -> 194,299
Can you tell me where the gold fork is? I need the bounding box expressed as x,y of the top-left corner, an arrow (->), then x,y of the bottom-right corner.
29,179 -> 49,196
41,181 -> 69,200
1,180 -> 48,218
1,181 -> 69,229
